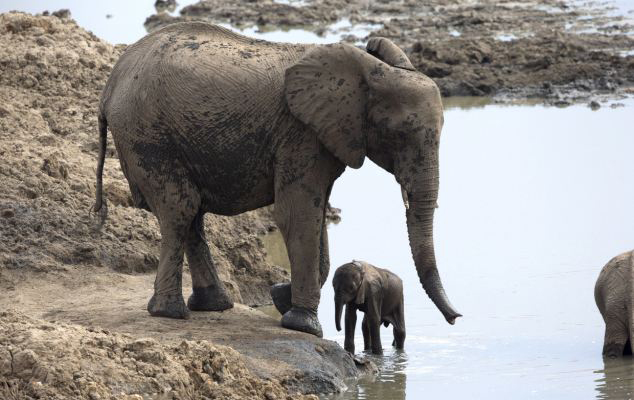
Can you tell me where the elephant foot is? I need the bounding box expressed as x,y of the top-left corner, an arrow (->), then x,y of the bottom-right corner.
270,282 -> 292,315
187,286 -> 233,311
603,343 -> 626,358
281,307 -> 323,338
147,293 -> 190,319
344,342 -> 355,354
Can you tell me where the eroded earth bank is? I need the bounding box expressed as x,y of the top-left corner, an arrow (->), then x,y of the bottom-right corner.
0,11 -> 358,399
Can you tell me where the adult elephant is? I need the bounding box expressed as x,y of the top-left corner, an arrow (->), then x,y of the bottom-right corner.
93,22 -> 461,337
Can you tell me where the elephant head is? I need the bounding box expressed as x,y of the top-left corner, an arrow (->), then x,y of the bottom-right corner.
332,262 -> 366,331
285,38 -> 461,324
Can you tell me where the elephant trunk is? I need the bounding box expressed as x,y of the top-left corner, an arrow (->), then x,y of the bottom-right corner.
405,170 -> 461,325
335,294 -> 343,332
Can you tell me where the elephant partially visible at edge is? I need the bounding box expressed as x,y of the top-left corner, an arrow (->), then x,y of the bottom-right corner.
595,250 -> 634,357
93,22 -> 461,337
333,261 -> 405,355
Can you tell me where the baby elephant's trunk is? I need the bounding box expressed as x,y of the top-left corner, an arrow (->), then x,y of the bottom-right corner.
335,294 -> 343,331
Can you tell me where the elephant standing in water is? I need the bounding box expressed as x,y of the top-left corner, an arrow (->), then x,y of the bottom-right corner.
93,22 -> 461,337
595,250 -> 634,357
333,261 -> 405,355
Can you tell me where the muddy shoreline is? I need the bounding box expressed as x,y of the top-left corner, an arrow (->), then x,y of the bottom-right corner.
146,0 -> 634,105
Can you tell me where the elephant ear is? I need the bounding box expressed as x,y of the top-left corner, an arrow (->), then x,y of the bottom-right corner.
366,37 -> 416,71
355,277 -> 367,305
354,262 -> 368,305
285,44 -> 369,169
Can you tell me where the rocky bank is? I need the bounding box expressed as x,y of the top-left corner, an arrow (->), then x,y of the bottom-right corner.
0,11 -> 359,398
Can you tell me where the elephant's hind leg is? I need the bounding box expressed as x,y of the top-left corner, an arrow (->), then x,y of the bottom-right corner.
393,305 -> 406,349
393,325 -> 406,350
603,313 -> 630,358
146,174 -> 201,320
185,212 -> 233,311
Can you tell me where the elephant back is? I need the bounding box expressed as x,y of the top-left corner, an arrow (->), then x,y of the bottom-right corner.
102,22 -> 309,141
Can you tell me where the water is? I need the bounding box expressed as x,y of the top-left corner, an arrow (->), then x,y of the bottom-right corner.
3,2 -> 634,399
0,0 -> 198,44
220,18 -> 381,46
261,98 -> 634,399
312,98 -> 634,399
0,1 -> 378,45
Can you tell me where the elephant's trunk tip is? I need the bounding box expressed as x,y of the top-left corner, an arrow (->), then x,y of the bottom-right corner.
445,312 -> 462,325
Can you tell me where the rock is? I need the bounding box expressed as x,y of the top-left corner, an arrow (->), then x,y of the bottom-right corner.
589,100 -> 601,110
51,9 -> 71,19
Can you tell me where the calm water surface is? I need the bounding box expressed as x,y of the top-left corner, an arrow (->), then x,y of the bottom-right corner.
317,99 -> 634,399
3,2 -> 634,399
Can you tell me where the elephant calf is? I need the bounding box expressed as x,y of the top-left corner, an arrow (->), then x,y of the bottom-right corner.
595,250 -> 634,357
333,260 -> 405,355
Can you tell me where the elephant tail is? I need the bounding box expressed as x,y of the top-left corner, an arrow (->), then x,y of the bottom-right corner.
91,111 -> 108,227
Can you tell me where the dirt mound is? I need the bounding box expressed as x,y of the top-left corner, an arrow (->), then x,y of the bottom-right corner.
0,310 -> 317,399
145,0 -> 634,104
0,11 -> 287,306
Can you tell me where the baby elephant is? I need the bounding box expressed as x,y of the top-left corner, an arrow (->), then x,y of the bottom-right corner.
595,250 -> 634,357
333,260 -> 405,355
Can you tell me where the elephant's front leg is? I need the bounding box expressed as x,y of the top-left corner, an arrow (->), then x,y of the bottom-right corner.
273,175 -> 328,337
367,299 -> 383,354
344,305 -> 357,353
270,219 -> 330,316
362,315 -> 371,351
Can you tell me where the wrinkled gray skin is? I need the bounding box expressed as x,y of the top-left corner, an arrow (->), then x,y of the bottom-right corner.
93,22 -> 461,337
595,250 -> 634,358
333,261 -> 405,355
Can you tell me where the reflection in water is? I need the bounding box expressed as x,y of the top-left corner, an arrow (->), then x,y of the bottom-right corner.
356,351 -> 408,400
595,357 -> 634,399
326,350 -> 408,400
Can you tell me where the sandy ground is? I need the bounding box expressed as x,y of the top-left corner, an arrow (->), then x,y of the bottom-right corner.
0,11 -> 358,398
146,0 -> 634,105
0,309 -> 318,400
